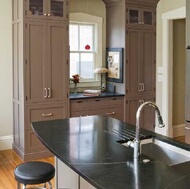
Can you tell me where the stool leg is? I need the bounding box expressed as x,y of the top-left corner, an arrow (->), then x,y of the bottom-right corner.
17,182 -> 21,189
48,181 -> 53,189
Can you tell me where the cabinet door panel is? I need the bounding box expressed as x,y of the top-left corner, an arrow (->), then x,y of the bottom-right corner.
48,22 -> 69,101
141,30 -> 155,94
26,129 -> 47,152
25,21 -> 47,103
126,29 -> 142,96
125,97 -> 155,130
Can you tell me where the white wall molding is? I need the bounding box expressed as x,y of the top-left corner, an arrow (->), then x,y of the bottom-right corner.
0,135 -> 13,150
156,7 -> 186,137
173,124 -> 185,137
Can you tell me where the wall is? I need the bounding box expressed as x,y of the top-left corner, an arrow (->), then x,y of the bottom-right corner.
173,19 -> 185,126
0,0 -> 13,149
156,0 -> 186,136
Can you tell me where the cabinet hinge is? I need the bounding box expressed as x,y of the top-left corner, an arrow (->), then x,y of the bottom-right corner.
126,89 -> 128,93
25,59 -> 27,65
126,60 -> 128,64
126,30 -> 128,35
66,1 -> 69,6
66,14 -> 69,19
126,100 -> 128,104
26,96 -> 28,101
126,8 -> 128,12
67,60 -> 69,65
25,23 -> 27,28
66,25 -> 69,31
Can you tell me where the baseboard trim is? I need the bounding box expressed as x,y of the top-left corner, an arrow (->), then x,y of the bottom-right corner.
0,135 -> 13,150
173,124 -> 185,137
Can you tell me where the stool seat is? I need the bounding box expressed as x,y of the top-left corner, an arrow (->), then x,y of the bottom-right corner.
14,161 -> 55,186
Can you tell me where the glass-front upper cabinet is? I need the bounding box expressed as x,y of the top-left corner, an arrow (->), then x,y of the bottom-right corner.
25,0 -> 68,20
126,6 -> 155,29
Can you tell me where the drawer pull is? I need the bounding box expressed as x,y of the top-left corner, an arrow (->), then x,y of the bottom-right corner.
95,100 -> 100,102
48,88 -> 51,98
44,88 -> 48,98
107,112 -> 115,115
185,127 -> 190,130
112,98 -> 117,100
77,101 -> 83,103
42,113 -> 53,117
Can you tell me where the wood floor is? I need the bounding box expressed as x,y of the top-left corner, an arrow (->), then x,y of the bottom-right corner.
0,136 -> 185,189
0,150 -> 54,189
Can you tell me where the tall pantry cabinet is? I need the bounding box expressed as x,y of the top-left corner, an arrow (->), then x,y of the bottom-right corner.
105,0 -> 158,131
12,0 -> 69,160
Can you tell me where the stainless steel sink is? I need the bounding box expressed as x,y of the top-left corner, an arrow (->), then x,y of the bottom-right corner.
124,138 -> 190,166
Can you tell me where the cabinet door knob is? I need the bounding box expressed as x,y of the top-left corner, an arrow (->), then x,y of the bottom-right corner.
43,13 -> 47,16
48,13 -> 51,16
42,113 -> 53,117
44,88 -> 48,98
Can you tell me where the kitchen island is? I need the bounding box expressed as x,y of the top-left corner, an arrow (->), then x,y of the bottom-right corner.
32,115 -> 190,189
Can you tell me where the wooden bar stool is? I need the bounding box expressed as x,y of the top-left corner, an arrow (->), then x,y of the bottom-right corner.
14,161 -> 55,189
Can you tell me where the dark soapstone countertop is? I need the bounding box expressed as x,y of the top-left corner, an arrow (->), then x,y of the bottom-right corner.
70,91 -> 124,100
32,115 -> 190,189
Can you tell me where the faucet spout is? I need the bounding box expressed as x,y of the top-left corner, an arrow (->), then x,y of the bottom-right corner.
134,101 -> 165,158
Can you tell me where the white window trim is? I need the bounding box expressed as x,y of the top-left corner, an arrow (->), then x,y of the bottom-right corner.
69,12 -> 103,87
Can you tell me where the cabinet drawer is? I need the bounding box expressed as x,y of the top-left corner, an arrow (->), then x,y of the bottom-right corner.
89,98 -> 107,108
107,97 -> 123,107
71,109 -> 98,117
100,107 -> 124,121
70,100 -> 89,110
30,107 -> 64,122
26,104 -> 68,129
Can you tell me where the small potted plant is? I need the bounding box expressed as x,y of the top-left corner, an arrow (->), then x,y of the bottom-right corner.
70,74 -> 80,94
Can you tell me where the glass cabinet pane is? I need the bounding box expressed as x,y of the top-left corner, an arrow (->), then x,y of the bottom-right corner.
29,0 -> 43,16
50,0 -> 63,17
129,10 -> 139,24
144,11 -> 152,25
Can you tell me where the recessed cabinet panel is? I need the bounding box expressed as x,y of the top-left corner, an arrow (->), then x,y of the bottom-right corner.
26,129 -> 46,152
48,23 -> 68,101
25,21 -> 46,102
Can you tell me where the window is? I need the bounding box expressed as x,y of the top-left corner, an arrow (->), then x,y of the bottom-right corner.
69,12 -> 103,84
69,23 -> 95,80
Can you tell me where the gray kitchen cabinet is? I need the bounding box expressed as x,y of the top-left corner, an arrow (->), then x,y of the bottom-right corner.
70,97 -> 124,121
12,0 -> 69,160
105,0 -> 157,130
25,0 -> 68,21
126,4 -> 156,30
126,27 -> 156,97
25,20 -> 69,103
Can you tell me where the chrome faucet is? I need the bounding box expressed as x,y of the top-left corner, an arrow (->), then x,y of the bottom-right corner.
134,101 -> 165,158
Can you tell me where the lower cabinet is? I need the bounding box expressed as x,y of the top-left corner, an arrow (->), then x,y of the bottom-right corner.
125,96 -> 155,131
13,102 -> 69,160
56,158 -> 96,189
70,96 -> 124,121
